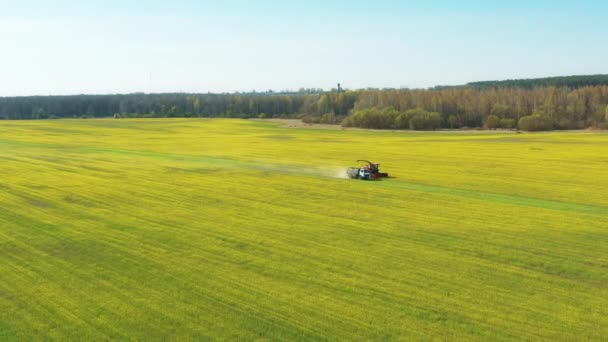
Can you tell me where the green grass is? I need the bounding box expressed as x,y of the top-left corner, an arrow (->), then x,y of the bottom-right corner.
0,118 -> 606,340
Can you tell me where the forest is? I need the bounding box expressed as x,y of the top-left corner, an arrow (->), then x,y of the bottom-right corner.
435,74 -> 608,90
1,75 -> 608,131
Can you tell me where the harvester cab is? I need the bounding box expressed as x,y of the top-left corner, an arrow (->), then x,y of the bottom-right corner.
358,168 -> 372,180
347,160 -> 389,180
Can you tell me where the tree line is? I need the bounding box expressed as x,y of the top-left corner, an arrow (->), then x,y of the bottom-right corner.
1,84 -> 608,131
339,86 -> 608,130
435,74 -> 608,90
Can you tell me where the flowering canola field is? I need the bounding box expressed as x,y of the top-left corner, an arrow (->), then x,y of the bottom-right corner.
0,119 -> 606,340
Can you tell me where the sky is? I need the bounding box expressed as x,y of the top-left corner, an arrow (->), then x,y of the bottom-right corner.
1,0 -> 606,96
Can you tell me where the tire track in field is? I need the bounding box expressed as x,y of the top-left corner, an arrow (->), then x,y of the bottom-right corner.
2,137 -> 606,217
61,143 -> 608,218
374,180 -> 608,217
82,145 -> 608,217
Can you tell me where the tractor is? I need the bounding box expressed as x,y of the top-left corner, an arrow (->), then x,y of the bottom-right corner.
347,160 -> 389,180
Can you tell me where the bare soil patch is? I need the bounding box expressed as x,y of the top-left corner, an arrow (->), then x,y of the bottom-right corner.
256,119 -> 518,133
256,119 -> 602,134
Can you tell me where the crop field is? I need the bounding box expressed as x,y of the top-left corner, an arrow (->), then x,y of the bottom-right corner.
0,118 -> 606,340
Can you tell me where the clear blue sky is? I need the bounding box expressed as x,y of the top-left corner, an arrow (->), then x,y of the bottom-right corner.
1,0 -> 606,96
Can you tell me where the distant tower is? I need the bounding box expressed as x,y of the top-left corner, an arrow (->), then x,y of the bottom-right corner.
337,83 -> 343,93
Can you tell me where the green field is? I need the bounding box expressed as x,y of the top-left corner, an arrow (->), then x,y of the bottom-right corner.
0,119 -> 606,340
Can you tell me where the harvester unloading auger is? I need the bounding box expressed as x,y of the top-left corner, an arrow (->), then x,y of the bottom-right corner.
347,160 -> 389,180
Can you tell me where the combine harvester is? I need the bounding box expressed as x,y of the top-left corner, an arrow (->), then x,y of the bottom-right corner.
347,160 -> 389,180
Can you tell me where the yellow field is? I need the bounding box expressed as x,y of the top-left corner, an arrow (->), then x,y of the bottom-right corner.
0,119 -> 606,340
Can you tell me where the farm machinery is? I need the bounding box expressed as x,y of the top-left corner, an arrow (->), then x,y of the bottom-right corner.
347,160 -> 389,180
